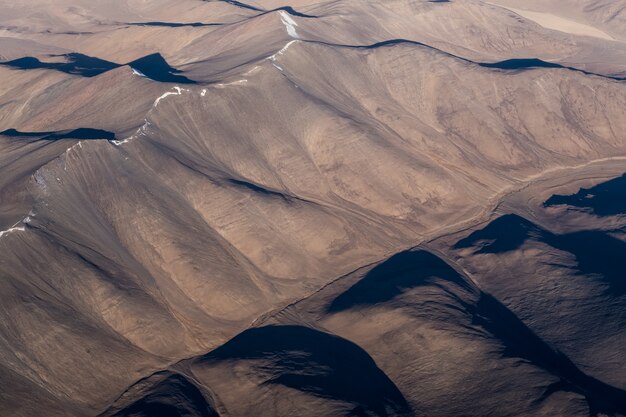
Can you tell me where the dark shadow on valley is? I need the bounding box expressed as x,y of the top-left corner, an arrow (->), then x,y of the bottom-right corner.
1,128 -> 116,141
544,173 -> 626,216
126,21 -> 221,27
313,39 -> 625,82
128,53 -> 196,83
326,247 -> 626,415
455,214 -> 626,297
454,214 -> 546,254
480,59 -> 625,81
217,0 -> 317,17
227,178 -> 293,201
480,58 -> 563,70
328,250 -> 473,312
103,371 -> 218,417
1,52 -> 197,83
265,6 -> 317,18
220,0 -> 263,12
471,293 -> 626,415
1,53 -> 119,77
202,325 -> 412,417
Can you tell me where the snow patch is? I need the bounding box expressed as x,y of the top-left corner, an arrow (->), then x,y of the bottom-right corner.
63,140 -> 84,170
114,86 -> 187,146
112,136 -> 132,145
64,141 -> 79,169
112,120 -> 151,146
267,40 -> 298,71
131,67 -> 147,77
279,11 -> 299,38
154,86 -> 188,107
0,212 -> 33,239
244,66 -> 261,75
268,40 -> 298,61
0,226 -> 25,238
34,171 -> 47,190
214,79 -> 248,88
65,140 -> 82,154
22,211 -> 34,225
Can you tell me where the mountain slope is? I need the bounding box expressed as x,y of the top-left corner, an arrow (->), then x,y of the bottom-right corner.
0,0 -> 625,415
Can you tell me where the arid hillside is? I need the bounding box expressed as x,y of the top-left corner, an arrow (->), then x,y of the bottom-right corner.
0,1 -> 625,416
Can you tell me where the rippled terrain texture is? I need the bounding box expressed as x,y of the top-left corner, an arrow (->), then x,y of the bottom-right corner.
0,0 -> 625,416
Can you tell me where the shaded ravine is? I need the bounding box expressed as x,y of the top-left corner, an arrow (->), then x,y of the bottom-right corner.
100,326 -> 412,417
125,21 -> 222,28
196,325 -> 412,417
1,53 -> 118,77
326,248 -> 626,415
98,371 -> 220,417
300,39 -> 626,82
1,128 -> 116,141
1,52 -> 196,83
258,6 -> 317,19
544,172 -> 626,217
95,160 -> 626,417
473,292 -> 626,416
455,213 -> 626,297
327,250 -> 473,312
3,38 -> 618,87
128,53 -> 196,84
217,1 -> 317,18
219,0 -> 263,12
104,246 -> 626,416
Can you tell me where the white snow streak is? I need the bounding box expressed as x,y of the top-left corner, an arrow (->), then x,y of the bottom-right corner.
112,138 -> 130,145
112,120 -> 151,146
0,212 -> 33,239
63,141 -> 83,170
154,86 -> 187,107
214,79 -> 248,88
131,67 -> 147,77
244,66 -> 260,75
65,140 -> 82,154
279,11 -> 299,38
0,210 -> 35,237
268,40 -> 298,61
0,226 -> 25,238
114,86 -> 188,146
34,171 -> 47,190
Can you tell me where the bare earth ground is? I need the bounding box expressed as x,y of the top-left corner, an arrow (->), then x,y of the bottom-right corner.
0,1 -> 625,416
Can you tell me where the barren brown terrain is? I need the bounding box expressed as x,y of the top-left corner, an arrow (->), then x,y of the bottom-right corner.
0,0 -> 625,416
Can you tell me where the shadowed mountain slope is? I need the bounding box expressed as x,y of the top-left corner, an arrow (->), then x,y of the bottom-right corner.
1,0 -> 626,415
194,325 -> 412,417
544,173 -> 626,216
100,372 -> 220,417
1,128 -> 116,140
1,53 -> 118,77
1,52 -> 196,83
1,32 -> 626,416
451,207 -> 626,392
267,247 -> 626,415
456,213 -> 626,296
